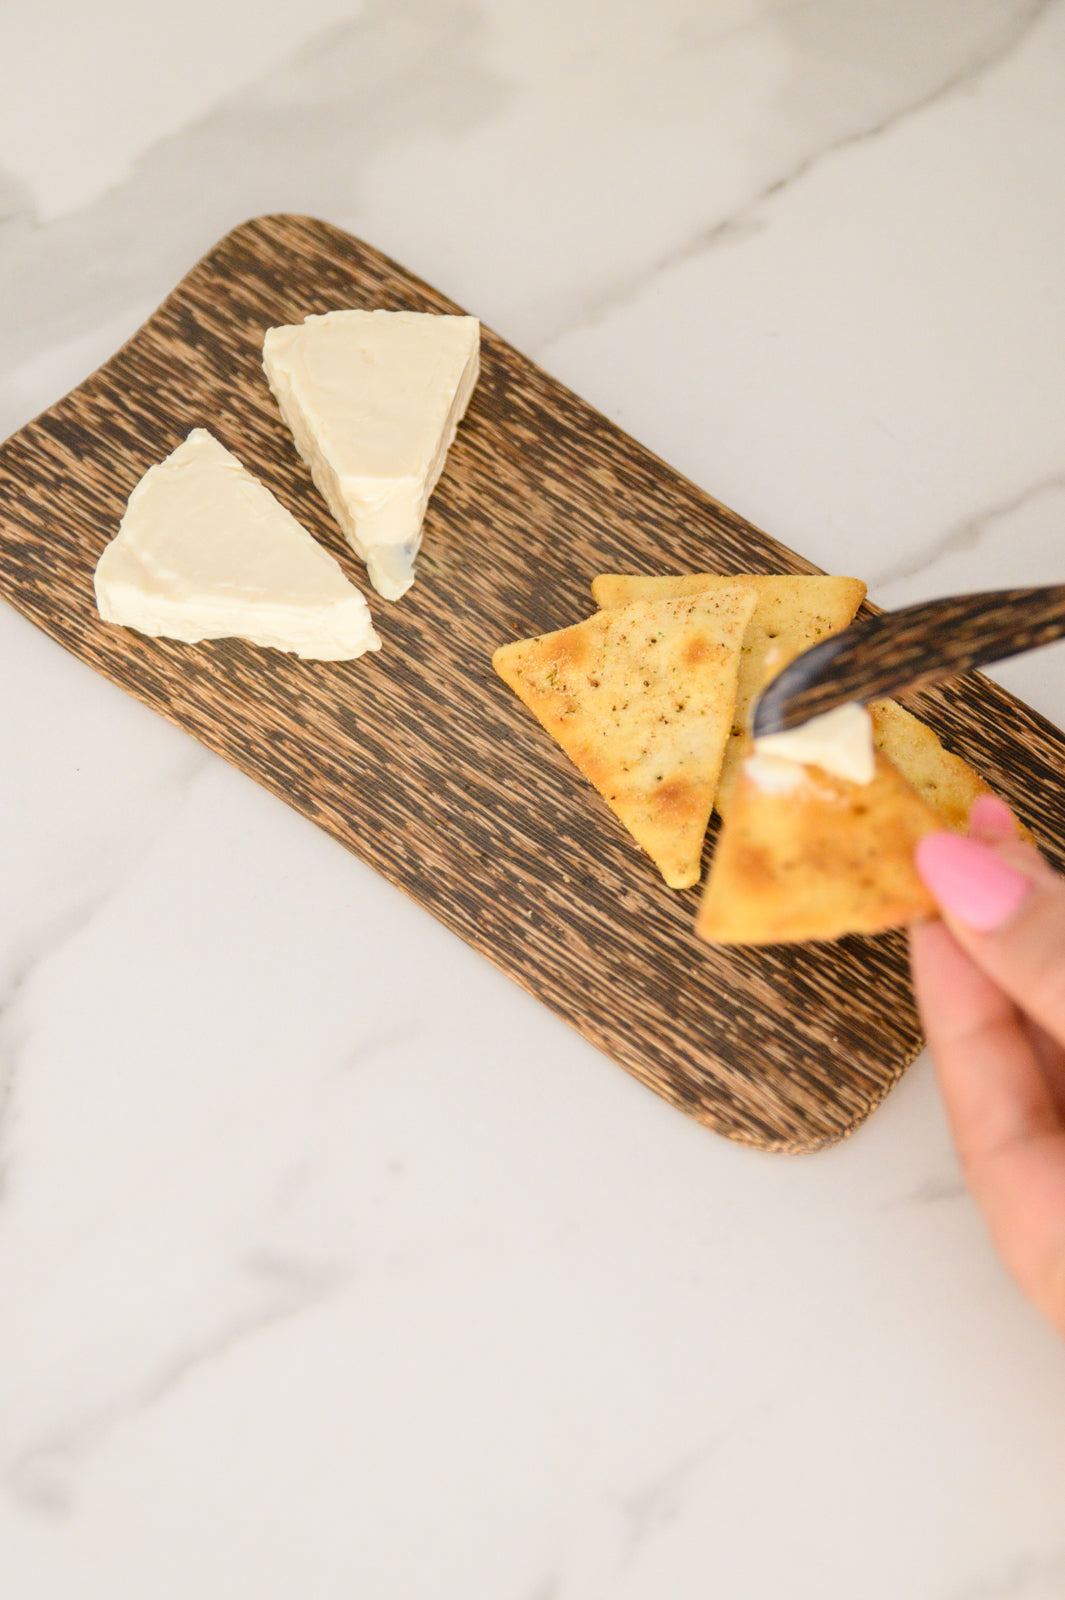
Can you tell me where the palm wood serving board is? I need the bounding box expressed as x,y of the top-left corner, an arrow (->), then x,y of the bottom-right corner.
3,215 -> 1064,1153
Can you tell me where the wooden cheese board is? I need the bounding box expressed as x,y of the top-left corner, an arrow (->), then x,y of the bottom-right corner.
3,213 -> 1064,1152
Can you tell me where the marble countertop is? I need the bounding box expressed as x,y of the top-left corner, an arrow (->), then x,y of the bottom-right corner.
3,3 -> 1065,1595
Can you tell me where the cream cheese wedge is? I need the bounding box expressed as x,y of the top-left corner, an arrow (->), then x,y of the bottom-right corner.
753,701 -> 875,785
262,309 -> 480,601
743,752 -> 806,795
94,429 -> 381,660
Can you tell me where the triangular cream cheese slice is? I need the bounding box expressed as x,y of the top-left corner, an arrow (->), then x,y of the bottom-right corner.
696,746 -> 942,945
493,590 -> 757,888
263,309 -> 480,602
94,429 -> 381,660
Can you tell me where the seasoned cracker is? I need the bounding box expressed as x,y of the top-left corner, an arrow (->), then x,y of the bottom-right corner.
592,573 -> 866,815
493,589 -> 757,888
870,698 -> 999,832
696,746 -> 941,945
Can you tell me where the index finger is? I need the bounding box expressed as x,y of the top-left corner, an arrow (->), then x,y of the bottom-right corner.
910,918 -> 1065,1334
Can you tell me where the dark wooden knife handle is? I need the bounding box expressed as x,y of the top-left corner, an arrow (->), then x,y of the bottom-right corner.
753,584 -> 1065,735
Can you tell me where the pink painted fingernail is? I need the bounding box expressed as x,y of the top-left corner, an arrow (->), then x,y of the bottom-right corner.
915,831 -> 1032,932
969,793 -> 1014,839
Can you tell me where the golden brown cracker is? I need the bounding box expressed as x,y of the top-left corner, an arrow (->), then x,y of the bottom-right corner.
870,698 -> 1000,833
493,589 -> 757,888
591,573 -> 866,816
696,746 -> 941,945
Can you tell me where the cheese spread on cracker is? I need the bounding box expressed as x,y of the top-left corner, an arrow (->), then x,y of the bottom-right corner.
753,701 -> 875,785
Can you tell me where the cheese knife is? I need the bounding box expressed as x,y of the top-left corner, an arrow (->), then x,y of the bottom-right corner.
750,584 -> 1065,737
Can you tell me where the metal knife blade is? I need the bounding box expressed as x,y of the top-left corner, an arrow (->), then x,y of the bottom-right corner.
750,584 -> 1065,738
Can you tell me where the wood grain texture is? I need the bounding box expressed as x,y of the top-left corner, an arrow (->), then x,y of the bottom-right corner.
2,214 -> 1064,1153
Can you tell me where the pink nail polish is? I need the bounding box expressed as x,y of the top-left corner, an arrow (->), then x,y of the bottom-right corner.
915,831 -> 1032,933
969,793 -> 1014,839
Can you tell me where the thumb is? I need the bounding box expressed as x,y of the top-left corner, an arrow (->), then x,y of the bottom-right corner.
915,831 -> 1065,1043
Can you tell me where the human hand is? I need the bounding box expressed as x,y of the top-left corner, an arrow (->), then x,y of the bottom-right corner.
909,794 -> 1065,1338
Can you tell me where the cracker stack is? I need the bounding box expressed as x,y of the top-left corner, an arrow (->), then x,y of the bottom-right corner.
495,572 -> 1003,945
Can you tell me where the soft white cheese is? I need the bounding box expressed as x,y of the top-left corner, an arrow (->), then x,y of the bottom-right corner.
262,308 -> 480,601
744,753 -> 806,795
94,429 -> 381,660
753,701 -> 875,785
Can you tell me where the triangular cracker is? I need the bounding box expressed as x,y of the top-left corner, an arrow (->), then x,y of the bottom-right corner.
591,573 -> 866,815
493,590 -> 758,888
696,746 -> 942,945
870,698 -> 998,830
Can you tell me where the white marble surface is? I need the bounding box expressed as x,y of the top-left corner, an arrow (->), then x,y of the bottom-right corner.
3,3 -> 1065,1595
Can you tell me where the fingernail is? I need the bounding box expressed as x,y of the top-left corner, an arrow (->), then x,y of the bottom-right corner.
969,793 -> 1014,840
915,831 -> 1032,932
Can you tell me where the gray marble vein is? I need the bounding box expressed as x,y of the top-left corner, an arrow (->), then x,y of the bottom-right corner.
0,897 -> 122,1155
949,1546 -> 1065,1600
6,1253 -> 350,1516
676,0 -> 827,52
522,1582 -> 559,1600
521,1574 -> 559,1600
0,745 -> 208,1155
898,1175 -> 969,1206
0,0 -> 508,385
538,0 -> 1059,349
617,1446 -> 706,1561
341,1021 -> 426,1071
871,472 -> 1065,591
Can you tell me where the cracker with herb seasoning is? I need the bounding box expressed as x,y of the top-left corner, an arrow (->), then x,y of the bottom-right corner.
868,697 -> 1008,832
493,589 -> 758,888
591,573 -> 866,815
696,745 -> 942,945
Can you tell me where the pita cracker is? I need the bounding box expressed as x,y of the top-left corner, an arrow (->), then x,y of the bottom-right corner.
493,589 -> 757,888
696,746 -> 942,945
870,698 -> 1006,832
591,573 -> 866,815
